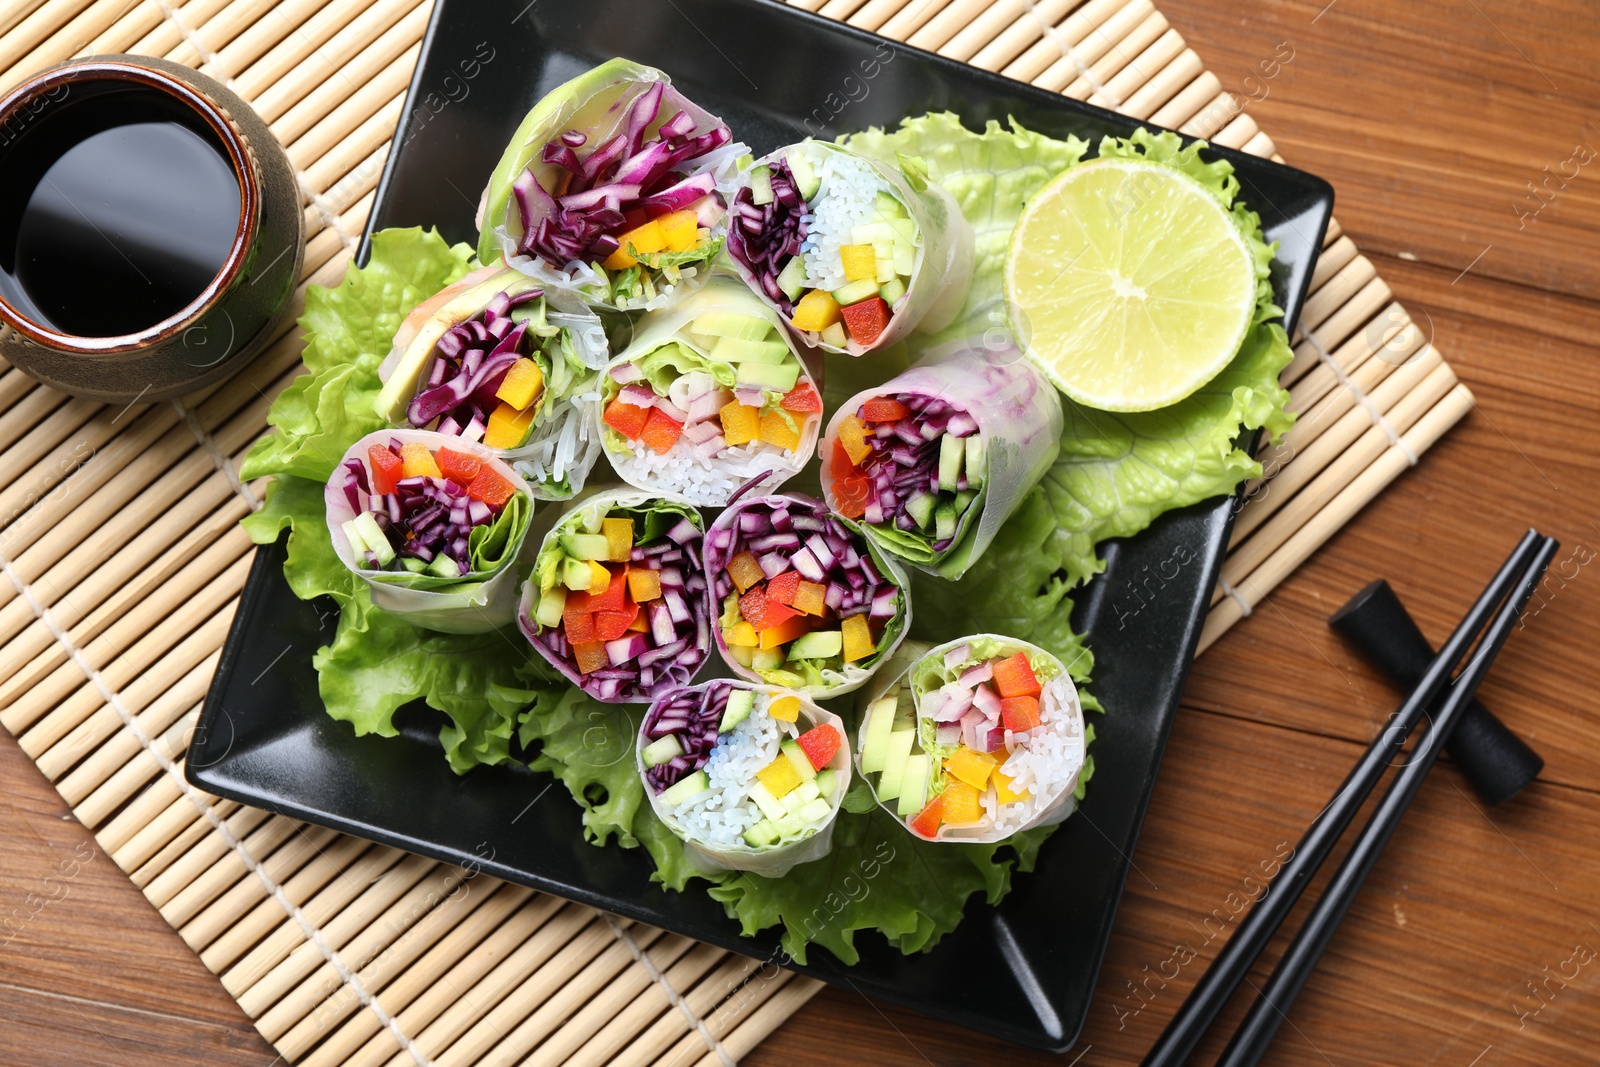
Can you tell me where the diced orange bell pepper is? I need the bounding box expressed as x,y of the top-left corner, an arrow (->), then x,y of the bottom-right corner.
758,410 -> 801,452
368,444 -> 404,493
495,358 -> 544,411
796,724 -> 841,769
940,780 -> 984,824
992,652 -> 1042,698
791,580 -> 827,617
781,382 -> 822,413
840,297 -> 892,346
436,446 -> 483,487
589,568 -> 628,613
466,465 -> 517,509
841,614 -> 875,662
999,695 -> 1042,733
656,208 -> 700,252
594,604 -> 641,642
484,401 -> 536,449
626,566 -> 662,602
725,551 -> 765,594
602,517 -> 634,562
400,441 -> 442,479
602,219 -> 666,270
767,695 -> 801,723
628,612 -> 651,633
719,401 -> 760,446
640,406 -> 684,455
764,570 -> 801,606
944,745 -> 998,790
859,396 -> 910,423
603,399 -> 651,440
836,415 -> 871,465
563,605 -> 597,644
909,795 -> 944,839
573,640 -> 610,675
759,613 -> 809,649
724,620 -> 759,647
833,473 -> 869,519
789,289 -> 840,332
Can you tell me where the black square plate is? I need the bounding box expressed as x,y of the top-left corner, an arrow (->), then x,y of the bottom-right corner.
192,0 -> 1332,1052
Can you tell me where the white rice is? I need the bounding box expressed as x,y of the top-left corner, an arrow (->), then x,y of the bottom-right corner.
795,146 -> 888,292
508,388 -> 603,500
665,695 -> 809,851
983,672 -> 1086,836
611,437 -> 802,507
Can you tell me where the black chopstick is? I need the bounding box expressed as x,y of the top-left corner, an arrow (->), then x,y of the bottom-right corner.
1139,529 -> 1547,1067
1215,533 -> 1558,1067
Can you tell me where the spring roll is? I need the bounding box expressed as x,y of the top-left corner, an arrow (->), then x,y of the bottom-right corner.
640,679 -> 850,877
820,341 -> 1062,578
326,429 -> 535,634
704,494 -> 911,698
374,266 -> 609,500
476,58 -> 747,312
519,489 -> 710,702
856,636 -> 1085,843
726,140 -> 973,355
598,277 -> 823,506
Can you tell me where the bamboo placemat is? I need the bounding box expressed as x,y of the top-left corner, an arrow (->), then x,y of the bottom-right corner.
0,0 -> 1471,1062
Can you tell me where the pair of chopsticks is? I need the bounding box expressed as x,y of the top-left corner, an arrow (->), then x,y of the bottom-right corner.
1143,528 -> 1558,1067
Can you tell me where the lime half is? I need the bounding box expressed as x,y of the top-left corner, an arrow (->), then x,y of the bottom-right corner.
1004,158 -> 1258,412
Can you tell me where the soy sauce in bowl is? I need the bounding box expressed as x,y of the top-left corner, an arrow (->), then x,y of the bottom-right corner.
0,83 -> 242,338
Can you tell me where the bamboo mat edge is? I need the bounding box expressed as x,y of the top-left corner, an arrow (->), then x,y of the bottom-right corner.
0,0 -> 1472,1064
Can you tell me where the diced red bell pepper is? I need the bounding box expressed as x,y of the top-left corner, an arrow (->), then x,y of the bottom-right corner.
622,206 -> 650,230
992,652 -> 1042,698
859,395 -> 910,423
588,567 -> 628,613
839,297 -> 892,347
563,605 -> 598,644
640,406 -> 684,456
909,795 -> 944,839
436,446 -> 483,487
368,444 -> 404,494
603,399 -> 650,440
573,640 -> 609,675
829,439 -> 858,480
594,603 -> 641,642
739,585 -> 798,631
999,694 -> 1042,733
765,569 -> 802,606
564,589 -> 591,612
795,724 -> 841,770
466,466 -> 517,510
781,382 -> 823,413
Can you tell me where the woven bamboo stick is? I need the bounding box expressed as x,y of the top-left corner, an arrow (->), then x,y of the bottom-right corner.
1109,44 -> 1199,118
1285,304 -> 1413,419
134,800 -> 265,891
249,0 -> 417,123
1041,5 -> 1164,96
881,0 -> 949,41
232,0 -> 382,100
107,748 -> 229,871
687,975 -> 824,1067
909,0 -> 1004,52
1283,277 -> 1393,387
1151,69 -> 1220,129
0,380 -> 69,456
974,0 -> 1125,76
128,0 -> 231,64
610,953 -> 769,1067
272,15 -> 424,149
651,972 -> 803,1067
159,813 -> 305,927
300,93 -> 403,191
1216,358 -> 1455,602
91,757 -> 186,849
179,822 -> 342,953
78,0 -> 165,56
298,885 -> 549,1067
1089,26 -> 1180,107
0,0 -> 156,87
837,0 -> 904,31
0,370 -> 38,416
0,0 -> 53,42
0,402 -> 136,532
0,0 -> 95,77
1199,384 -> 1476,653
163,0 -> 283,72
0,397 -> 98,497
559,941 -> 730,1067
74,713 -> 209,834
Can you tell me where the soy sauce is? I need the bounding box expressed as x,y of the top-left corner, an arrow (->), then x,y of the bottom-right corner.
0,83 -> 241,338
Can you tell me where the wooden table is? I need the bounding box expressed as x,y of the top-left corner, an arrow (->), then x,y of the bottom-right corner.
3,0 -> 1597,1063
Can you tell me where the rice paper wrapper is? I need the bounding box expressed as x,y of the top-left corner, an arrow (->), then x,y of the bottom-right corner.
599,276 -> 822,506
727,140 -> 974,356
325,429 -> 536,634
638,679 -> 850,877
475,58 -> 747,312
855,635 -> 1085,844
820,341 -> 1062,578
705,494 -> 911,699
518,487 -> 711,702
374,267 -> 610,501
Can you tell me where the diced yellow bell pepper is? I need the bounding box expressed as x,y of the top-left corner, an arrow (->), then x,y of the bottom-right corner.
755,755 -> 802,799
587,560 -> 612,590
495,358 -> 545,411
791,580 -> 827,617
603,517 -> 634,562
758,410 -> 801,452
940,780 -> 984,824
944,745 -> 998,791
484,402 -> 536,449
768,695 -> 801,723
993,770 -> 1030,804
839,243 -> 877,281
656,209 -> 700,252
601,219 -> 668,271
789,289 -> 841,332
399,441 -> 441,479
841,614 -> 875,663
720,400 -> 761,446
725,620 -> 759,647
837,414 -> 871,465
627,566 -> 662,602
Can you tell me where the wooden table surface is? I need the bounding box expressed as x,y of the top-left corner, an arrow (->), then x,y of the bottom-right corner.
4,0 -> 1598,1064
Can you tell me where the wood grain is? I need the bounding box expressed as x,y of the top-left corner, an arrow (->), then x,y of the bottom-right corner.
2,0 -> 1598,1064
